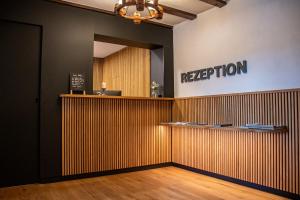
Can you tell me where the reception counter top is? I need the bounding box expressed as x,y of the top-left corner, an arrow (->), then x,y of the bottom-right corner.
60,94 -> 174,101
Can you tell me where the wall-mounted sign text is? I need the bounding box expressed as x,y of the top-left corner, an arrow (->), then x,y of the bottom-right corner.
70,72 -> 86,91
181,60 -> 247,83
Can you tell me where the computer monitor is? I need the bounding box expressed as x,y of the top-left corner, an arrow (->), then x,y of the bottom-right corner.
93,90 -> 122,96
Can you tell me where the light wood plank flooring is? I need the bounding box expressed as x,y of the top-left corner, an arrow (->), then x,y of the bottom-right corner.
0,167 -> 288,200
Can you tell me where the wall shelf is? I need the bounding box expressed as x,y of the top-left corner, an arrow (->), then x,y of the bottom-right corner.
160,122 -> 288,133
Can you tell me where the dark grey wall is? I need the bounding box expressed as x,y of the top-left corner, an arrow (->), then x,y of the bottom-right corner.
0,0 -> 173,180
151,48 -> 164,88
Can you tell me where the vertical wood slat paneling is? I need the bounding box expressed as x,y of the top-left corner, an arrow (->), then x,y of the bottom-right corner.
93,57 -> 104,90
62,97 -> 172,176
172,89 -> 300,195
93,47 -> 150,97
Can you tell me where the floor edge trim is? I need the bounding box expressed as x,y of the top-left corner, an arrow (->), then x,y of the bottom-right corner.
173,163 -> 300,200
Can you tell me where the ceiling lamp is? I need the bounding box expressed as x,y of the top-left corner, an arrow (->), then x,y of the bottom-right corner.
115,0 -> 163,24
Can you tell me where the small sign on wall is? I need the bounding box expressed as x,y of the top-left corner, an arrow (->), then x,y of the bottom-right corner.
70,73 -> 86,94
181,60 -> 247,83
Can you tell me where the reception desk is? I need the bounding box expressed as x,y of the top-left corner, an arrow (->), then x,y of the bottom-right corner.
60,94 -> 173,176
60,89 -> 299,197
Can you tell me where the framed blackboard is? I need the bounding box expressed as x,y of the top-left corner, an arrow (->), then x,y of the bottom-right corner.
70,73 -> 86,92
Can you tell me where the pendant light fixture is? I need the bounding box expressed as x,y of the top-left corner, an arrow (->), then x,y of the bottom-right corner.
115,0 -> 163,24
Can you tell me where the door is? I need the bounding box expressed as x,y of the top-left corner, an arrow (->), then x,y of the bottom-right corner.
0,20 -> 41,187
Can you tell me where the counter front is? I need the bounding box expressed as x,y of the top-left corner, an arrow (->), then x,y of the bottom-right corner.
61,94 -> 173,176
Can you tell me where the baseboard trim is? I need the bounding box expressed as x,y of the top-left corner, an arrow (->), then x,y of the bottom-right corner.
41,162 -> 173,183
173,163 -> 300,200
0,179 -> 39,188
5,162 -> 299,199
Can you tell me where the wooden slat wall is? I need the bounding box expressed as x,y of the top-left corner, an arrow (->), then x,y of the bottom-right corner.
62,97 -> 172,176
93,47 -> 150,97
93,57 -> 104,90
172,89 -> 300,195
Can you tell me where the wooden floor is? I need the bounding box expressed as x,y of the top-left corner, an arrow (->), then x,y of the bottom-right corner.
0,167 -> 288,200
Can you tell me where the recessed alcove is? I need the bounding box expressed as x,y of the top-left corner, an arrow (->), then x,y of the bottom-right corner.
93,34 -> 164,97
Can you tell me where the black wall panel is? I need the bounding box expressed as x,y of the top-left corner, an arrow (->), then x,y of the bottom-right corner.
0,0 -> 173,181
0,20 -> 41,187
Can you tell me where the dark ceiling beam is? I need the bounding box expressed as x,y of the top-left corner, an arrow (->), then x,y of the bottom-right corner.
50,0 -> 115,15
49,0 -> 199,27
199,0 -> 227,8
48,0 -> 173,28
160,4 -> 197,20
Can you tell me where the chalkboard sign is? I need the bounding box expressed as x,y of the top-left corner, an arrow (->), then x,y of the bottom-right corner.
70,73 -> 86,92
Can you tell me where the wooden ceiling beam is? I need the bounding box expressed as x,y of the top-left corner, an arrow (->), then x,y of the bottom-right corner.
199,0 -> 227,8
49,0 -> 226,23
48,0 -> 173,28
50,0 -> 115,15
160,4 -> 197,20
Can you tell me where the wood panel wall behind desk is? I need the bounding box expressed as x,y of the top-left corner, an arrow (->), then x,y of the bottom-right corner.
62,97 -> 172,176
93,47 -> 150,97
93,58 -> 104,90
172,89 -> 300,195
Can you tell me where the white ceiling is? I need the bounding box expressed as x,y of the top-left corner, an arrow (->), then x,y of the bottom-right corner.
94,41 -> 126,58
61,0 -> 214,26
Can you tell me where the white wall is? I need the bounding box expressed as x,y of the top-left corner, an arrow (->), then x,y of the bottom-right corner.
174,0 -> 300,97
